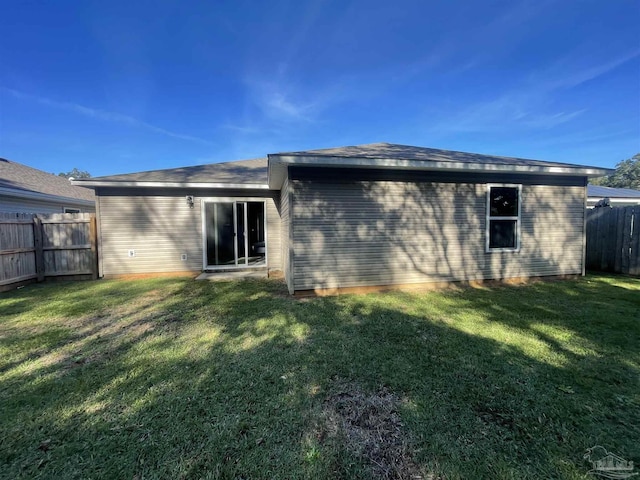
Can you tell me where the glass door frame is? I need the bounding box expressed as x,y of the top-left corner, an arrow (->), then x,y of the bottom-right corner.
201,197 -> 268,270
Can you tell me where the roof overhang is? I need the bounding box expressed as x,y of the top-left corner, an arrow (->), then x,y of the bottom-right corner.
267,154 -> 613,189
72,180 -> 269,190
0,186 -> 95,206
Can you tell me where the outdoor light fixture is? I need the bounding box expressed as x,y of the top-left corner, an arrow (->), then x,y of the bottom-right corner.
186,195 -> 194,208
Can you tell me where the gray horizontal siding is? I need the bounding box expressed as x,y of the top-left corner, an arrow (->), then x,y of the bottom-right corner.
97,188 -> 281,276
0,195 -> 95,214
280,177 -> 293,293
265,196 -> 282,270
291,178 -> 585,291
99,195 -> 203,274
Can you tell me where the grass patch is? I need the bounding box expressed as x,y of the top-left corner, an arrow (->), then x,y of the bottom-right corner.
0,275 -> 639,479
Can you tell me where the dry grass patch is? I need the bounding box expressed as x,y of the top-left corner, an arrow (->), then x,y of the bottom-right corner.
318,381 -> 427,479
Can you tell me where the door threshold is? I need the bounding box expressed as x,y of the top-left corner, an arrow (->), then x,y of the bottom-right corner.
203,266 -> 267,273
196,270 -> 268,281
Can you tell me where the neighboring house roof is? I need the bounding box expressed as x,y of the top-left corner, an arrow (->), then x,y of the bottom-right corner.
77,158 -> 268,189
587,185 -> 640,198
74,143 -> 612,190
587,185 -> 640,206
0,157 -> 95,205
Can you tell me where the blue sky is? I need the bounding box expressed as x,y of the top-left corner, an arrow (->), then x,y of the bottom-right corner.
0,0 -> 638,177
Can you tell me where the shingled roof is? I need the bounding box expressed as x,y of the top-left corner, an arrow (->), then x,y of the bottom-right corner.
587,185 -> 640,198
74,143 -> 611,190
0,158 -> 95,203
266,143 -> 611,188
77,158 -> 267,187
274,142 -> 600,170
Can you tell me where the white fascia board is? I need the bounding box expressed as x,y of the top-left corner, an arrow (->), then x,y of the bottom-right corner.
0,186 -> 95,206
588,197 -> 640,203
72,180 -> 270,189
610,198 -> 640,203
267,160 -> 288,190
271,154 -> 612,177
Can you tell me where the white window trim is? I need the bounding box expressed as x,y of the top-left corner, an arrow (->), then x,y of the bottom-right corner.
485,184 -> 522,253
63,207 -> 81,213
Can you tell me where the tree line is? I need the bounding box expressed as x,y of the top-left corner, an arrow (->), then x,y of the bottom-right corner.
590,153 -> 639,190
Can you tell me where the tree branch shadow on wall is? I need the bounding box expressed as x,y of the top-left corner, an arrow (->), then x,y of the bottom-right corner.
292,177 -> 583,291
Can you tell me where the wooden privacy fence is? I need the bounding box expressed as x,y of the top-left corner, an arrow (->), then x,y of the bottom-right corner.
586,206 -> 639,275
0,212 -> 98,289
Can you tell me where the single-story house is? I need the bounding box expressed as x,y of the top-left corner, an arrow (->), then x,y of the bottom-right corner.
0,158 -> 95,214
75,143 -> 610,294
587,185 -> 640,208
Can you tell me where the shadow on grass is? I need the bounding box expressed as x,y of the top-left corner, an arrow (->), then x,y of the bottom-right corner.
1,275 -> 638,479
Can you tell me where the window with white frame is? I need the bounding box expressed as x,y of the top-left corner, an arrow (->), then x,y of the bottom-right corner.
486,185 -> 521,252
64,207 -> 81,213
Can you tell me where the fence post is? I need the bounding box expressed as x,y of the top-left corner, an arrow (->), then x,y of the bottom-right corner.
585,209 -> 594,270
631,207 -> 639,276
621,207 -> 633,274
33,216 -> 45,282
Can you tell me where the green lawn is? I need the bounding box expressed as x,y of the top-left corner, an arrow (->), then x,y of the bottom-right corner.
1,275 -> 639,479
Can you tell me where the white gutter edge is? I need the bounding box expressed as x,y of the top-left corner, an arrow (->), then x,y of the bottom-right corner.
587,197 -> 640,203
0,186 -> 95,206
72,181 -> 270,189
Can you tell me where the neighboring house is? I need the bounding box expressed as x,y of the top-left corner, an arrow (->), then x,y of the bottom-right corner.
0,158 -> 95,214
75,143 -> 610,294
587,185 -> 640,208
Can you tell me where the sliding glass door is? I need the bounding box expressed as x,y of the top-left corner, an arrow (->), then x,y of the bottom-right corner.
204,200 -> 266,268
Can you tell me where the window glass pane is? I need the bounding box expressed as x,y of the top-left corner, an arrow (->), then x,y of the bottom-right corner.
489,220 -> 517,249
237,203 -> 246,264
205,202 -> 235,266
490,187 -> 518,217
247,202 -> 266,265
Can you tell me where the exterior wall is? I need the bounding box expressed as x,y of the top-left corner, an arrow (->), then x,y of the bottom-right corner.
0,195 -> 95,214
265,194 -> 282,271
96,187 -> 281,276
280,176 -> 293,293
289,168 -> 586,292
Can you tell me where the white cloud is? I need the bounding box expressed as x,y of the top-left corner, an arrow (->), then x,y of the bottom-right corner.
427,47 -> 639,135
522,109 -> 587,129
242,76 -> 323,123
397,0 -> 557,81
539,50 -> 640,91
1,87 -> 214,145
235,69 -> 364,131
429,91 -> 587,134
262,90 -> 317,121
